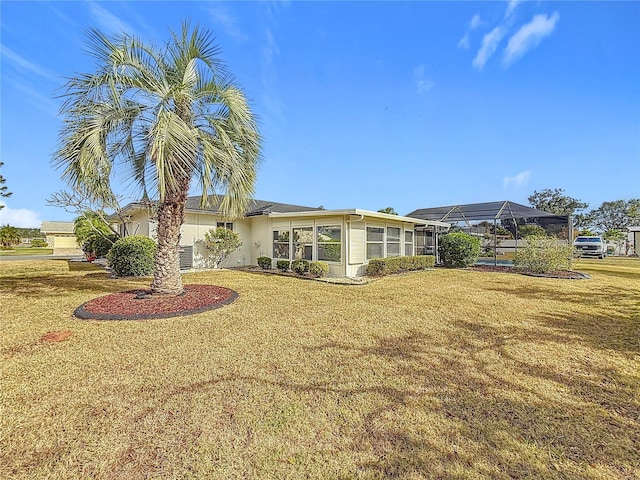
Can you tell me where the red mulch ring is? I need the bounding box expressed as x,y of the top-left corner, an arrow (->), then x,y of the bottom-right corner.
41,331 -> 72,343
74,284 -> 238,320
468,264 -> 590,279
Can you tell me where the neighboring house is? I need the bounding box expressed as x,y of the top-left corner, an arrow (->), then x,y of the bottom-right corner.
110,196 -> 450,277
40,221 -> 83,255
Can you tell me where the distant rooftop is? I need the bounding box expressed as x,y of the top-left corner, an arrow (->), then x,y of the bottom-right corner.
41,221 -> 75,234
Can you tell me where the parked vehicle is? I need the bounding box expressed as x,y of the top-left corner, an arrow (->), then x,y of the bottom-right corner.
573,235 -> 607,258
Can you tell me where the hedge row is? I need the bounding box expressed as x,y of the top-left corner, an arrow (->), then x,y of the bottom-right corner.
366,255 -> 435,276
256,257 -> 330,277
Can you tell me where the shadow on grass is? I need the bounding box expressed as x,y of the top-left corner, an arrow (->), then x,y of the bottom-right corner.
2,260 -> 148,298
482,283 -> 639,355
125,330 -> 638,479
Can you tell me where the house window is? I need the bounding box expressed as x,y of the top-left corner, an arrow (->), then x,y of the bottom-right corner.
217,222 -> 234,231
366,226 -> 384,259
293,227 -> 313,260
273,230 -> 290,259
387,227 -> 401,257
405,230 -> 414,256
317,225 -> 341,262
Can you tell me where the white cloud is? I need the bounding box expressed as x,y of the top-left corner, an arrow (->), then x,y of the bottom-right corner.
503,12 -> 560,66
458,13 -> 482,50
207,5 -> 248,41
458,33 -> 470,50
470,13 -> 482,30
503,171 -> 531,188
473,26 -> 506,70
1,45 -> 58,82
87,1 -> 135,35
0,203 -> 42,228
413,65 -> 434,94
506,0 -> 522,18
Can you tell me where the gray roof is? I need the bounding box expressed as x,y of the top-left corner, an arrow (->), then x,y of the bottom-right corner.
186,195 -> 321,215
406,201 -> 565,223
41,221 -> 75,234
118,195 -> 322,218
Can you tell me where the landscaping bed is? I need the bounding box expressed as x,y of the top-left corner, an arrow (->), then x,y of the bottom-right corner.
74,284 -> 238,320
469,264 -> 590,279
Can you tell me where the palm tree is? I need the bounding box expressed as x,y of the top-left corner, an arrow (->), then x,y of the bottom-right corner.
54,23 -> 261,294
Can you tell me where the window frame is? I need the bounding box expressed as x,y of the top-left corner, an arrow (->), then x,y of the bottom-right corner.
316,224 -> 342,263
386,226 -> 401,257
366,226 -> 385,260
216,221 -> 234,231
404,230 -> 414,256
272,229 -> 291,260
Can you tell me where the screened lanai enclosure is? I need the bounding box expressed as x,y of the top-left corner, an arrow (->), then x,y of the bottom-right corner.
407,201 -> 572,265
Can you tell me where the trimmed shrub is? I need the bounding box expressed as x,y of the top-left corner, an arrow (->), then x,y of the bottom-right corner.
438,232 -> 481,268
366,255 -> 435,276
513,236 -> 572,273
107,236 -> 156,277
291,259 -> 309,275
30,238 -> 47,248
276,260 -> 290,272
366,259 -> 387,276
84,234 -> 118,258
257,256 -> 272,269
309,261 -> 329,277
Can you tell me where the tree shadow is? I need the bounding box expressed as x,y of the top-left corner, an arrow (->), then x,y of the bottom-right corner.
124,329 -> 638,478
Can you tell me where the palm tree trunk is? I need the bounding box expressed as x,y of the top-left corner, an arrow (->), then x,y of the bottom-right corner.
151,181 -> 189,295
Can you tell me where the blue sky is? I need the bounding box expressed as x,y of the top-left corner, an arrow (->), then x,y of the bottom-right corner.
1,1 -> 639,227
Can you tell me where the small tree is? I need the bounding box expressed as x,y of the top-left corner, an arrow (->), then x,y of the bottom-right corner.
513,236 -> 572,273
0,225 -> 20,248
438,232 -> 481,268
74,211 -> 120,257
199,228 -> 242,268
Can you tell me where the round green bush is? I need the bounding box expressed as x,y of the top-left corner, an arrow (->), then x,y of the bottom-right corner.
291,259 -> 309,275
438,232 -> 481,268
276,260 -> 290,272
309,261 -> 329,277
107,236 -> 157,277
30,238 -> 48,248
257,256 -> 272,269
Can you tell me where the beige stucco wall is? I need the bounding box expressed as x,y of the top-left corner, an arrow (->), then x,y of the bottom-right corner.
50,236 -> 83,255
116,209 -> 422,277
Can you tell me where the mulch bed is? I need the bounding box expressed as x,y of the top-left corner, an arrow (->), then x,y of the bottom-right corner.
74,284 -> 238,320
468,264 -> 590,279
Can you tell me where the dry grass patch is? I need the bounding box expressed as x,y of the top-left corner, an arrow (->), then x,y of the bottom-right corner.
1,258 -> 638,479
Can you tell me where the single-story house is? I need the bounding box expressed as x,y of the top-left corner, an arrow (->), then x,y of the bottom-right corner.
40,221 -> 83,255
111,196 -> 450,277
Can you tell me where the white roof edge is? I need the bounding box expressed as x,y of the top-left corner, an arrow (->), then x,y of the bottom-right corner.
268,208 -> 451,227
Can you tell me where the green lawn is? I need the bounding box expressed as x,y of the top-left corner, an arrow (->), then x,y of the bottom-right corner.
1,258 -> 638,479
0,247 -> 53,256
